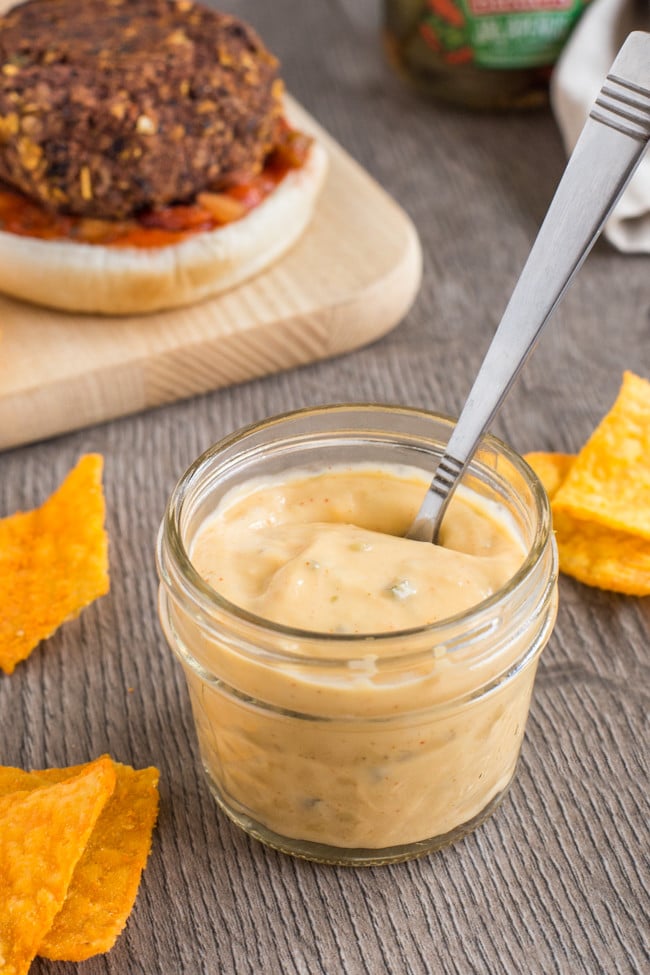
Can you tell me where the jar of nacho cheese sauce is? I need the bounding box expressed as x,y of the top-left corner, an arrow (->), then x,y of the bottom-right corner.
156,405 -> 557,866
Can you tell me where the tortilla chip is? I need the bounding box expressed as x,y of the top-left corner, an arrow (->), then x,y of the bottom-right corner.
0,757 -> 115,975
552,372 -> 650,539
525,452 -> 575,500
0,758 -> 159,962
0,766 -> 42,794
40,762 -> 160,961
553,508 -> 650,596
525,441 -> 650,594
0,454 -> 109,675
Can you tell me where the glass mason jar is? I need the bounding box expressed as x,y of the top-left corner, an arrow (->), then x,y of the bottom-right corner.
157,405 -> 558,866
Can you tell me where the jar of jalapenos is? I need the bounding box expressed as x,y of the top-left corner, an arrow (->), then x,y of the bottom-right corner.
383,0 -> 591,110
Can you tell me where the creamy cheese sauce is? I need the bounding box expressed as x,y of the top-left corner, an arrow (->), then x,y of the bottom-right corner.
180,465 -> 540,852
191,467 -> 524,634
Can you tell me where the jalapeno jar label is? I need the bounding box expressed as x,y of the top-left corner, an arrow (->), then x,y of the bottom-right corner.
418,0 -> 590,69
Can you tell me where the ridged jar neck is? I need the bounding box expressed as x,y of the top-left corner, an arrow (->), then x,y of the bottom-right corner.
157,405 -> 556,685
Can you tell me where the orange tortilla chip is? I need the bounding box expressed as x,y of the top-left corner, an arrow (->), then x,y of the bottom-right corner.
525,452 -> 576,500
40,762 -> 160,961
0,766 -> 43,794
552,509 -> 650,596
0,757 -> 115,975
525,446 -> 650,594
0,454 -> 109,674
552,372 -> 650,539
0,758 -> 159,963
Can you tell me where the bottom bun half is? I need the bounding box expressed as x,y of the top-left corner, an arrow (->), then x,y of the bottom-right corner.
0,140 -> 328,316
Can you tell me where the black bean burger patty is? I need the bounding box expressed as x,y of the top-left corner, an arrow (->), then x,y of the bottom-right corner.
0,0 -> 284,218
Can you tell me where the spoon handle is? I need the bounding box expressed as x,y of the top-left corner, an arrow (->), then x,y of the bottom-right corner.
409,31 -> 650,543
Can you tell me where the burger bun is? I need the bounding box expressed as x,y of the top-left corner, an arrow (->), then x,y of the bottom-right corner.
0,137 -> 328,316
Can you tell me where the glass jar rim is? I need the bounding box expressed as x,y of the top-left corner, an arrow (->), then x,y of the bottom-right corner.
157,403 -> 553,656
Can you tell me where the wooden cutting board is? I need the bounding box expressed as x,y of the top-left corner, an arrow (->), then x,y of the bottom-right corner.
0,100 -> 421,451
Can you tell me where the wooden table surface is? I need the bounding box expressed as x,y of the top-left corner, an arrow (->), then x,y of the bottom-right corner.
1,2 -> 648,973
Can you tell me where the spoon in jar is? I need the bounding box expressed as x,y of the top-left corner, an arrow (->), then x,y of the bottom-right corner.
408,31 -> 650,544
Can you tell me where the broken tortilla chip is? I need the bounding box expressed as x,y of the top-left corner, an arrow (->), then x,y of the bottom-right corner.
40,761 -> 159,961
0,757 -> 115,975
525,452 -> 575,501
0,454 -> 109,675
552,372 -> 650,539
525,375 -> 650,597
0,758 -> 159,963
552,508 -> 650,596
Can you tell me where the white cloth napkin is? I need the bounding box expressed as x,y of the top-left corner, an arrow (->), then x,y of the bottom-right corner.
551,0 -> 650,253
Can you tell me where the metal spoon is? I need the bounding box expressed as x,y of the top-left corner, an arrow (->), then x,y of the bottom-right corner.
408,31 -> 650,544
